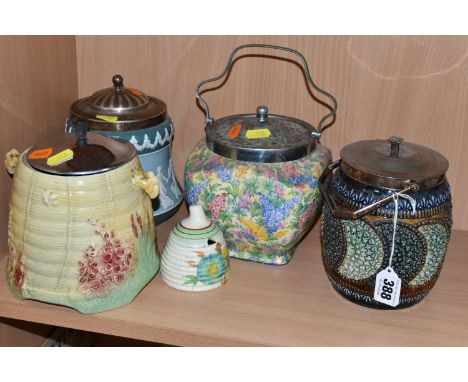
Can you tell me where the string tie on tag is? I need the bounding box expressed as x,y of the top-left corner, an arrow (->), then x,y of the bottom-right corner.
388,192 -> 417,267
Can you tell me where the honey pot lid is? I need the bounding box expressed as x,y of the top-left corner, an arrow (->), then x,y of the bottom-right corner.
69,74 -> 167,131
340,136 -> 449,190
27,121 -> 136,176
205,105 -> 319,163
170,205 -> 221,247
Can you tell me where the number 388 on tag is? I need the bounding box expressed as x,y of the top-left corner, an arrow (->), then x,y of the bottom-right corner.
373,267 -> 401,307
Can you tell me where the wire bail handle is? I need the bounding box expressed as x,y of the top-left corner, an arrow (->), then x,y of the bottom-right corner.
195,43 -> 338,135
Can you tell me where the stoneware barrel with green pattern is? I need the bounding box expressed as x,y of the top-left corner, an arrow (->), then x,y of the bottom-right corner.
319,137 -> 452,309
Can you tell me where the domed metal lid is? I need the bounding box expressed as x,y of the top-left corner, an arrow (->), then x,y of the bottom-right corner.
205,105 -> 319,163
27,121 -> 136,175
340,136 -> 449,190
69,74 -> 167,131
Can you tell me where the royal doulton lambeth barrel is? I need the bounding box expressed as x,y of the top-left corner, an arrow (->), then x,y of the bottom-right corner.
184,44 -> 337,265
319,137 -> 452,309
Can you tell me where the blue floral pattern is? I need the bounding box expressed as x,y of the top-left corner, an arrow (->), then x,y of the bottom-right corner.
184,140 -> 331,265
186,181 -> 206,205
259,194 -> 301,234
332,169 -> 451,215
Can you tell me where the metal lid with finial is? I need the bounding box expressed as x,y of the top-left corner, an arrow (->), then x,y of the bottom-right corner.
27,121 -> 136,175
340,136 -> 449,190
205,105 -> 318,163
69,74 -> 167,131
195,44 -> 338,164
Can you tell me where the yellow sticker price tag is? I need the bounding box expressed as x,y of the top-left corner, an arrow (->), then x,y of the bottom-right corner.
96,114 -> 119,122
245,128 -> 271,139
47,149 -> 74,167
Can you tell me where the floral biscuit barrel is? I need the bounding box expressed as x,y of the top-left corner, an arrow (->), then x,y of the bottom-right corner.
185,44 -> 337,265
5,123 -> 160,314
319,137 -> 452,309
67,74 -> 183,224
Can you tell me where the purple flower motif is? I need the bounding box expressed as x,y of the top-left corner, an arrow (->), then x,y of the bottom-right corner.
289,174 -> 318,188
186,182 -> 206,205
207,162 -> 232,181
231,229 -> 255,241
237,191 -> 252,209
274,183 -> 284,196
258,194 -> 301,234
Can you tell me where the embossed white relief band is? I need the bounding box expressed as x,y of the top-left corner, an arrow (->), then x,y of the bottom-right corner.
129,127 -> 172,151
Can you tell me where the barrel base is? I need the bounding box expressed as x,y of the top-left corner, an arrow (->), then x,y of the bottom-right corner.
227,244 -> 297,266
327,275 -> 429,310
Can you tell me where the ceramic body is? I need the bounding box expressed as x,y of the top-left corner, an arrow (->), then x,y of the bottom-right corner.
66,118 -> 184,224
184,139 -> 331,265
7,152 -> 159,314
321,169 -> 452,309
161,206 -> 230,291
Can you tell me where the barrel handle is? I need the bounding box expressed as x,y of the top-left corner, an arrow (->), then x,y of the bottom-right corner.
318,160 -> 418,220
195,43 -> 337,136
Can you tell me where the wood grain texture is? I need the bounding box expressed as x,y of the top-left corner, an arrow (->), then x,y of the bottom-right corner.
0,207 -> 467,346
0,36 -> 78,345
0,36 -> 79,254
76,36 -> 468,230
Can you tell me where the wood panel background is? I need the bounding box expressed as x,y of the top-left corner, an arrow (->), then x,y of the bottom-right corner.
76,36 -> 468,230
0,36 -> 78,345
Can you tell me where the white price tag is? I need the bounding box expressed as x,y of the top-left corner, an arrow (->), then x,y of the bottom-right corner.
373,267 -> 401,307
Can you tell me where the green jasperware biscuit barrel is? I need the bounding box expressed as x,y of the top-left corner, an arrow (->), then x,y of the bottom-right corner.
66,74 -> 183,224
184,44 -> 337,265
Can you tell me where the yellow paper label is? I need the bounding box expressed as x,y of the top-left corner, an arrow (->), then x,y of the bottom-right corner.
96,114 -> 118,122
245,128 -> 271,139
47,149 -> 74,166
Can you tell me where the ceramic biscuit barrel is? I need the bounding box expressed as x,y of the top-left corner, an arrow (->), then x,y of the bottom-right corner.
6,126 -> 160,314
319,137 -> 452,309
66,74 -> 183,224
184,44 -> 337,265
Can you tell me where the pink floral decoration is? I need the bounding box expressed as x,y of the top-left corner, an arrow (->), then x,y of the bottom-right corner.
209,193 -> 227,220
7,241 -> 24,290
79,212 -> 147,296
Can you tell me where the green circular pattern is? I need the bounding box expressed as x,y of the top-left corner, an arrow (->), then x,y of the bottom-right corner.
338,219 -> 384,280
321,206 -> 346,268
374,222 -> 425,283
409,224 -> 449,286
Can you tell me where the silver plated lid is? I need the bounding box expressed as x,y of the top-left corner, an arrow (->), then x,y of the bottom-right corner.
69,74 -> 167,131
195,44 -> 338,164
206,105 -> 317,163
340,136 -> 449,190
27,122 -> 136,176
